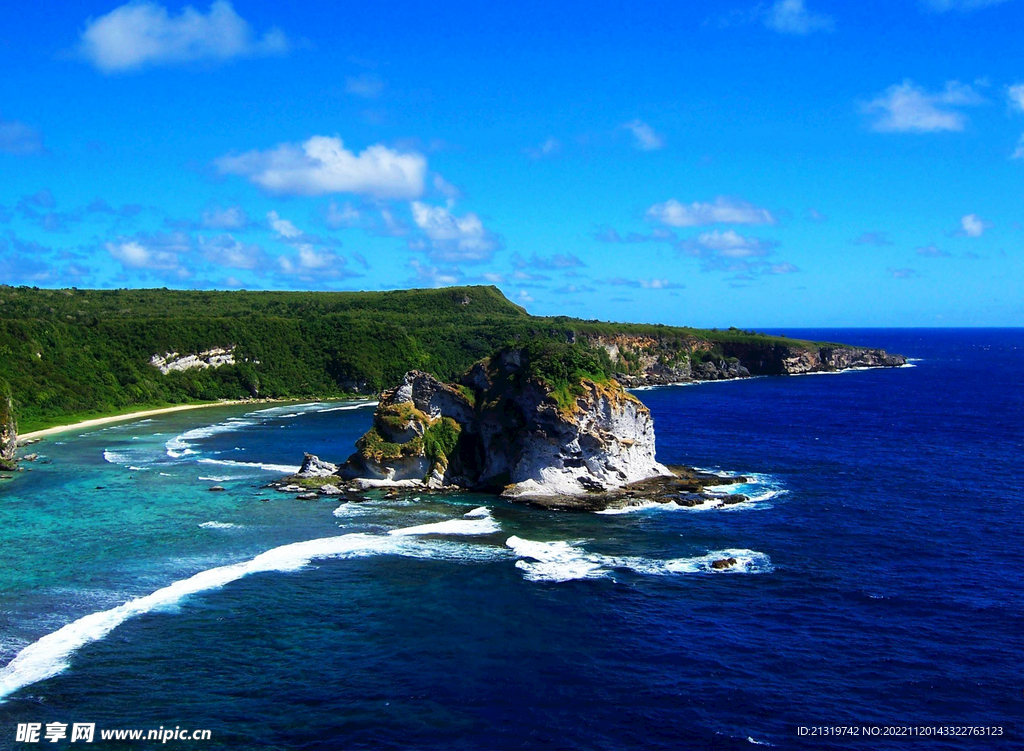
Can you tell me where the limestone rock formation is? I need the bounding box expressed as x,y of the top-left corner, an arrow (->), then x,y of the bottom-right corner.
339,352 -> 672,499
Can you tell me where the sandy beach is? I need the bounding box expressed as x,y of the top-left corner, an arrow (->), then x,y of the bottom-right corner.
18,399 -> 292,443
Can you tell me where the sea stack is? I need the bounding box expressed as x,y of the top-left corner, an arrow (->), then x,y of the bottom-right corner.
338,345 -> 673,499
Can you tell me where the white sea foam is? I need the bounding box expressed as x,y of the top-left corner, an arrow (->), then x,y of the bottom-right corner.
506,537 -> 773,582
196,458 -> 300,474
332,502 -> 376,517
0,530 -> 502,702
388,510 -> 500,537
198,521 -> 242,529
165,418 -> 257,458
317,401 -> 378,413
197,476 -> 235,483
463,506 -> 491,518
102,450 -> 130,465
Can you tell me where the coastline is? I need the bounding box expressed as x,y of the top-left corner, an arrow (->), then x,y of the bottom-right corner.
17,398 -> 302,443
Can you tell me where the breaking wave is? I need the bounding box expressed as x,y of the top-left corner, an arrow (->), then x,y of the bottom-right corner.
505,536 -> 773,582
196,458 -> 300,474
0,521 -> 504,702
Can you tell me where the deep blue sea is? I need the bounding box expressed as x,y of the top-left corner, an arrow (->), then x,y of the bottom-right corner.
0,329 -> 1021,750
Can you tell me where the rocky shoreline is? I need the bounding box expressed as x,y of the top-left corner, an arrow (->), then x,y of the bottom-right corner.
269,461 -> 749,513
589,333 -> 907,388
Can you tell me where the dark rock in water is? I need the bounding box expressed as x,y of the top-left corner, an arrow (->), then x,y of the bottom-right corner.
720,494 -> 748,505
297,453 -> 338,478
711,557 -> 738,570
208,486 -> 226,492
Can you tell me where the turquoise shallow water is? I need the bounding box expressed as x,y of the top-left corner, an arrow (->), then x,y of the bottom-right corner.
0,330 -> 1022,750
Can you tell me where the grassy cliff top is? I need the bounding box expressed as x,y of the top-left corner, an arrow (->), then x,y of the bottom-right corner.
0,285 -> 849,432
0,284 -> 828,348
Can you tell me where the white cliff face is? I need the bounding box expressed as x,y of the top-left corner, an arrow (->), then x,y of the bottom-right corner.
341,365 -> 672,500
500,380 -> 671,499
150,347 -> 236,375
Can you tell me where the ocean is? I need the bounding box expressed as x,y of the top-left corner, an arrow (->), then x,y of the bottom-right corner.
0,329 -> 1020,750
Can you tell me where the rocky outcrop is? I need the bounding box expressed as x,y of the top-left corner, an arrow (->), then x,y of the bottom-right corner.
586,333 -> 904,387
297,453 -> 338,478
337,353 -> 672,499
0,379 -> 16,471
150,347 -> 237,375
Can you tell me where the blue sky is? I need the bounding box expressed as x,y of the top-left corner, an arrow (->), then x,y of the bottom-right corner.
1,0 -> 1022,327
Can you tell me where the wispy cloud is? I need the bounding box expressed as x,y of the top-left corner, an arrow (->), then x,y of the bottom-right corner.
346,73 -> 385,98
0,117 -> 46,156
889,267 -> 922,279
764,0 -> 834,34
923,0 -> 1013,11
916,244 -> 951,257
852,231 -> 893,246
647,197 -> 776,227
79,1 -> 290,73
523,137 -> 561,159
622,119 -> 664,151
607,277 -> 684,290
862,79 -> 985,133
216,136 -> 427,199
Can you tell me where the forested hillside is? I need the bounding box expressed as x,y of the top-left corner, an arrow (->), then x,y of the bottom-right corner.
0,285 -> 859,432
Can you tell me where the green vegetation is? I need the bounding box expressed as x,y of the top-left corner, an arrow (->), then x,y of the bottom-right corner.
423,417 -> 461,464
0,284 -> 837,432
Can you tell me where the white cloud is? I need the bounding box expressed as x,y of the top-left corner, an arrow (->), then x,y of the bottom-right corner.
216,136 -> 427,199
201,205 -> 248,229
278,245 -> 343,275
105,232 -> 191,273
410,202 -> 498,262
79,1 -> 290,73
647,197 -> 776,227
764,0 -> 834,34
1008,83 -> 1024,112
960,213 -> 990,237
695,229 -> 772,257
768,262 -> 800,274
267,210 -> 302,239
0,118 -> 45,156
623,119 -> 664,151
201,234 -> 262,268
862,80 -> 984,133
